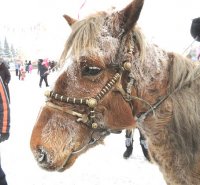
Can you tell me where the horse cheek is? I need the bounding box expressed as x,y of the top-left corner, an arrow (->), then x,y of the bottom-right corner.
106,97 -> 136,129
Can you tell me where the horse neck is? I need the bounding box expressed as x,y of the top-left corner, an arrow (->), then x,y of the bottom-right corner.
131,42 -> 170,106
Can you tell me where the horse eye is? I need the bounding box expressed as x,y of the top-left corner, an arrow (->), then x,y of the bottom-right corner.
82,66 -> 102,76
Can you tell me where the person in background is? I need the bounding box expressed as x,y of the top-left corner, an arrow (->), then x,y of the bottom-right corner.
19,63 -> 26,81
190,17 -> 200,42
38,59 -> 49,88
0,58 -> 11,102
0,76 -> 10,185
15,62 -> 20,76
28,61 -> 33,74
123,128 -> 150,161
190,17 -> 200,61
25,60 -> 29,73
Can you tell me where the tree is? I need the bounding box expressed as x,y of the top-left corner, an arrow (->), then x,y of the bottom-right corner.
0,41 -> 4,58
4,37 -> 12,60
10,44 -> 17,58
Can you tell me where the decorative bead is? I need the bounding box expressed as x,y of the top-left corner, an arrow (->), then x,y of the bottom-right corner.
92,123 -> 98,129
86,98 -> 97,108
44,90 -> 51,97
123,62 -> 132,71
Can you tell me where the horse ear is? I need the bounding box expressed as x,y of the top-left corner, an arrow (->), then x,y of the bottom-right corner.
119,0 -> 144,34
63,14 -> 77,26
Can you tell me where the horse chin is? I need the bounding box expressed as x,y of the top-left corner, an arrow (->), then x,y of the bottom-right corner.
57,132 -> 106,172
57,154 -> 78,172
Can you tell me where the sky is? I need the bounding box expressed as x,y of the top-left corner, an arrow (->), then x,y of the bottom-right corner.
1,69 -> 167,185
0,0 -> 200,60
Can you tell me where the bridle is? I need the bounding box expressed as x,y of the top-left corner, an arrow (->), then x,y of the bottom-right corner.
45,29 -> 135,130
45,58 -> 137,126
44,61 -> 134,155
44,31 -> 170,155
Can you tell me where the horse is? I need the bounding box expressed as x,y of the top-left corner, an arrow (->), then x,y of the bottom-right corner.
30,0 -> 200,184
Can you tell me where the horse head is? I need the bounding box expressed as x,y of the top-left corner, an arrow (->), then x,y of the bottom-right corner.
30,0 -> 145,171
30,0 -> 200,184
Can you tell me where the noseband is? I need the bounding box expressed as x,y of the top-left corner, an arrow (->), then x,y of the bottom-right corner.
44,33 -> 170,155
45,62 -> 133,131
44,62 -> 134,156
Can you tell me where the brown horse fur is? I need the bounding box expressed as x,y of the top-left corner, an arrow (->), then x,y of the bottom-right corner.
30,0 -> 200,184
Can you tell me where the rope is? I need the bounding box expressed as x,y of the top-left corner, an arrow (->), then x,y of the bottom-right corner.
182,36 -> 198,55
78,0 -> 87,19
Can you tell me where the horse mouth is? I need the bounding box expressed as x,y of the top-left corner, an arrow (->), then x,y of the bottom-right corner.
57,135 -> 105,171
57,153 -> 77,172
35,150 -> 77,172
33,144 -> 77,172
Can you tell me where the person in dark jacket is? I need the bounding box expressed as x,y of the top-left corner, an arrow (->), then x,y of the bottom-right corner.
0,59 -> 11,102
190,17 -> 200,42
0,76 -> 10,185
38,59 -> 49,88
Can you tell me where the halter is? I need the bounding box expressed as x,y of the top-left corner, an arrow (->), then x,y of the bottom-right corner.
45,62 -> 132,131
44,31 -> 170,155
44,62 -> 133,156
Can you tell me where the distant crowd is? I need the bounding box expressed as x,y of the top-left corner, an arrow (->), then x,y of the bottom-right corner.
14,59 -> 58,81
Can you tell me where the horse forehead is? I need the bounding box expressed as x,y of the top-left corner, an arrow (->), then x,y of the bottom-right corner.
98,35 -> 119,52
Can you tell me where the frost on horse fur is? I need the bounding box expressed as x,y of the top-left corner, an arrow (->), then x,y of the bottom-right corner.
30,0 -> 200,184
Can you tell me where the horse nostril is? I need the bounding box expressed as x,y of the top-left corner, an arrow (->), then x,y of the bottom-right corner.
36,147 -> 49,165
38,150 -> 46,163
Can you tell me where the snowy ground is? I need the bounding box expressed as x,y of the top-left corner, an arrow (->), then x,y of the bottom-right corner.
0,69 -> 166,185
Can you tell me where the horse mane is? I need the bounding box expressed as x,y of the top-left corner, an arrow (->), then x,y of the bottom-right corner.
59,11 -> 146,67
59,12 -> 107,65
58,7 -> 200,167
168,53 -> 200,165
57,7 -> 200,166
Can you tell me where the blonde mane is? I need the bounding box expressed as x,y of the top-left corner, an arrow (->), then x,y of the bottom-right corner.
59,8 -> 200,167
59,11 -> 147,67
168,53 -> 200,165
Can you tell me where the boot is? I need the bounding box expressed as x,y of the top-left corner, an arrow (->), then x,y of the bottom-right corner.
140,138 -> 150,161
123,131 -> 133,159
123,144 -> 133,159
139,130 -> 151,161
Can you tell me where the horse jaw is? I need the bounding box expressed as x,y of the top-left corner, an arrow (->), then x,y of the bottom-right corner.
30,106 -> 105,171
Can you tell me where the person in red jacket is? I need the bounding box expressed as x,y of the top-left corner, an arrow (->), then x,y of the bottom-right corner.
0,76 -> 10,185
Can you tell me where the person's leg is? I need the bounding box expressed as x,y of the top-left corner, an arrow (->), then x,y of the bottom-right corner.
0,164 -> 8,185
39,76 -> 43,87
123,129 -> 134,159
139,128 -> 151,161
44,76 -> 49,87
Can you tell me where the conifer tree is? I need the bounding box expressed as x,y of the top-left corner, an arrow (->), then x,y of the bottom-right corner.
0,41 -> 4,58
10,44 -> 17,58
4,37 -> 12,60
